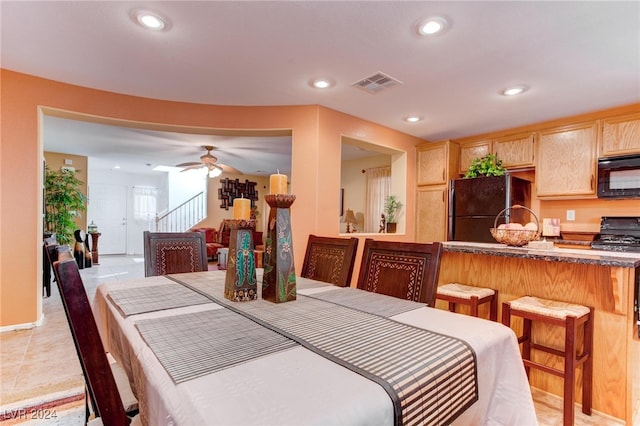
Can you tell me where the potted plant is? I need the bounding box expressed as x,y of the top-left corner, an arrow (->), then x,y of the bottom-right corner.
44,166 -> 87,245
384,195 -> 403,233
463,153 -> 506,178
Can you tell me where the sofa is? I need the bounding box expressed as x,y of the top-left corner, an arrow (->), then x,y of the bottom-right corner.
189,227 -> 224,260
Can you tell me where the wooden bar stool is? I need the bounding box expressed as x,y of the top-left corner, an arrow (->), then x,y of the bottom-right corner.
502,296 -> 593,426
436,283 -> 498,321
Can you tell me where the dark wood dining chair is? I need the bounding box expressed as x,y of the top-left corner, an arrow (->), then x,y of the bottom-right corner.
356,239 -> 443,307
43,236 -> 58,297
53,258 -> 139,426
301,234 -> 359,287
143,231 -> 209,277
56,244 -> 74,261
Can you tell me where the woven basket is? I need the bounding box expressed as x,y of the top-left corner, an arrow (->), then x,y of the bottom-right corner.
490,205 -> 540,247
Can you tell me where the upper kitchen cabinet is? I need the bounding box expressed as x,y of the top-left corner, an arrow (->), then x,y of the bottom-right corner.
494,133 -> 535,169
417,140 -> 460,185
536,122 -> 598,198
459,141 -> 491,175
600,113 -> 640,157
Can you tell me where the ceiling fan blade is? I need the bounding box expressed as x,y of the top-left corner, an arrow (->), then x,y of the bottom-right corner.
180,164 -> 205,172
219,163 -> 243,175
175,161 -> 201,167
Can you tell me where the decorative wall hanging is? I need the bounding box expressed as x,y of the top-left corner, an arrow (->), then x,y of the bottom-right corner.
218,178 -> 258,210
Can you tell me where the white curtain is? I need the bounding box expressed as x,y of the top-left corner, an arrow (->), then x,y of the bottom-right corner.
133,186 -> 158,226
365,166 -> 391,233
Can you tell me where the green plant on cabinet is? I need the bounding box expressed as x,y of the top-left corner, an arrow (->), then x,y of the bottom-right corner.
463,153 -> 506,178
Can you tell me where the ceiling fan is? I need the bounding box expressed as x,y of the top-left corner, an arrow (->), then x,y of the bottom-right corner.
175,145 -> 242,176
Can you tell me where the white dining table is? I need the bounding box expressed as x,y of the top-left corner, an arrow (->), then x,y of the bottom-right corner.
93,270 -> 538,426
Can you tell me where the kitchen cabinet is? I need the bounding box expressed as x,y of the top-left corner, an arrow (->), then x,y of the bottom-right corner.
494,133 -> 535,168
417,141 -> 458,185
536,122 -> 598,198
416,186 -> 448,242
416,140 -> 459,242
459,141 -> 491,175
600,113 -> 640,157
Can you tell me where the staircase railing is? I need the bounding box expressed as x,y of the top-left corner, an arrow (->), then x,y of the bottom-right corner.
155,191 -> 206,232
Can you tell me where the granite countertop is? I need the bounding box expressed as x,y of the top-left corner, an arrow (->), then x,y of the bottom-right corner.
442,241 -> 640,268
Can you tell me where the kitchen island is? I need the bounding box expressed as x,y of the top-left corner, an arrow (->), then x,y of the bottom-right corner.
437,242 -> 640,423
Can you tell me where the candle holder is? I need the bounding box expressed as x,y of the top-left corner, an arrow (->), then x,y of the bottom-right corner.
224,219 -> 258,302
262,194 -> 296,303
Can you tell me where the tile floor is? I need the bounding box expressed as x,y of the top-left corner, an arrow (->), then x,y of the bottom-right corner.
0,255 -> 627,425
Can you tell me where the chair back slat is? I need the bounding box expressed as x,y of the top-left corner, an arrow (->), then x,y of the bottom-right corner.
143,231 -> 208,277
56,244 -> 74,261
53,258 -> 129,426
301,235 -> 359,287
356,239 -> 443,307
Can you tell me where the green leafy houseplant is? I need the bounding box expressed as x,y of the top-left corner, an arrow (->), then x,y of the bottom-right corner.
463,153 -> 506,178
384,195 -> 403,225
44,166 -> 87,245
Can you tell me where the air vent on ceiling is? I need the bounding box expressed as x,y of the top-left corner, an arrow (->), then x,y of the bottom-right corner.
352,72 -> 403,94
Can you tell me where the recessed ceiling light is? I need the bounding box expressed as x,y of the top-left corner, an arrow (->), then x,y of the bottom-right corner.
417,17 -> 449,36
311,78 -> 333,89
501,85 -> 529,96
404,116 -> 423,123
132,9 -> 168,31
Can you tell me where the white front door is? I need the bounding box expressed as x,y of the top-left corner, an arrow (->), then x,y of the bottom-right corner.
88,184 -> 127,254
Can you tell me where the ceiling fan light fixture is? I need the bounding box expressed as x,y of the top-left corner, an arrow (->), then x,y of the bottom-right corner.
501,85 -> 529,96
417,17 -> 449,36
208,165 -> 222,178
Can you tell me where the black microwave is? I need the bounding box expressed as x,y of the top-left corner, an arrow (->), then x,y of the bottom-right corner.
597,154 -> 640,199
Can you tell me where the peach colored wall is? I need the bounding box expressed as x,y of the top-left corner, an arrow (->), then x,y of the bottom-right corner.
0,70 -> 425,327
317,107 -> 425,285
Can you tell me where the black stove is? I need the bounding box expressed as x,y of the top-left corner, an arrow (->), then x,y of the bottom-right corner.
591,217 -> 640,252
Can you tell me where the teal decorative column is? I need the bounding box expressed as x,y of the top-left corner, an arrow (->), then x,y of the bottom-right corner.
262,194 -> 296,303
224,219 -> 258,301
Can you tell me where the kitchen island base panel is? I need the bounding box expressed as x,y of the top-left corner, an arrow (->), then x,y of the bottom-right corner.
438,248 -> 639,424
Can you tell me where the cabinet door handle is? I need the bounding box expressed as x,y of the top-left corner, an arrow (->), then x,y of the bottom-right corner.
591,174 -> 594,191
442,169 -> 445,181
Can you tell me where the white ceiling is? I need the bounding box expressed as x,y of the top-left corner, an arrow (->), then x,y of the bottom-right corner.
3,1 -> 639,175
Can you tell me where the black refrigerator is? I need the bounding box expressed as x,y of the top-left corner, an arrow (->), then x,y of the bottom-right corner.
448,175 -> 531,243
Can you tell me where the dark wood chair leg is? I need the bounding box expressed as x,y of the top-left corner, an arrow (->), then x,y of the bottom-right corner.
448,301 -> 456,313
489,290 -> 498,321
470,296 -> 479,317
563,316 -> 577,426
522,318 -> 532,377
501,302 -> 511,328
582,309 -> 594,415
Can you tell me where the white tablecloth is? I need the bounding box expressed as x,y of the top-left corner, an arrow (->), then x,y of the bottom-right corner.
93,271 -> 537,426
